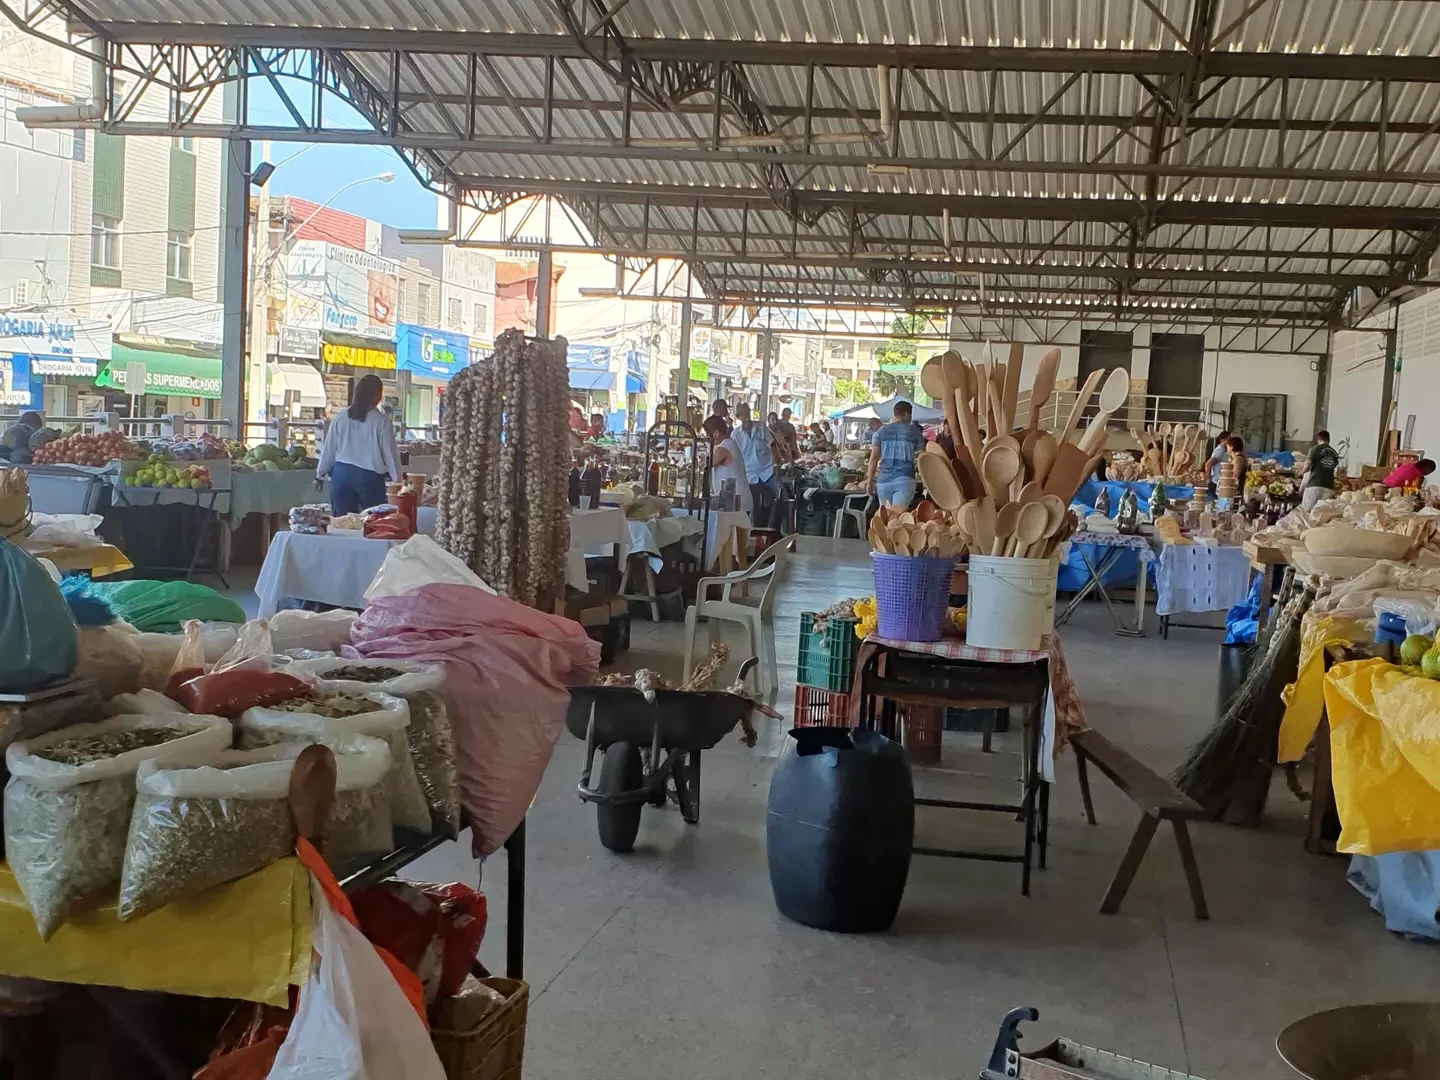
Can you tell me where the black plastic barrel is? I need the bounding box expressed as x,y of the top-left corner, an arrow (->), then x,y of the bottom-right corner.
766,727 -> 914,932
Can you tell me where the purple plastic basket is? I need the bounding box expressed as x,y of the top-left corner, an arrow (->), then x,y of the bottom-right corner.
872,553 -> 956,642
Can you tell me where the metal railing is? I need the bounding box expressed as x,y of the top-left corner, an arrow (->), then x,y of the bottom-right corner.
1012,390 -> 1226,441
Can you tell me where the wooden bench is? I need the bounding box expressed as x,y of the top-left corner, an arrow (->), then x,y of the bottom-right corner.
1071,728 -> 1210,920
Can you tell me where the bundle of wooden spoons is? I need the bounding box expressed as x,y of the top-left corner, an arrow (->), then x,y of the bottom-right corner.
910,345 -> 1129,555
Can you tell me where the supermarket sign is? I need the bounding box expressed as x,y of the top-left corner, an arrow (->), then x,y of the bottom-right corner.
0,313 -> 111,375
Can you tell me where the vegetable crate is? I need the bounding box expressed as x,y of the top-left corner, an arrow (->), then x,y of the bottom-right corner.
791,685 -> 940,765
796,613 -> 861,692
792,684 -> 855,728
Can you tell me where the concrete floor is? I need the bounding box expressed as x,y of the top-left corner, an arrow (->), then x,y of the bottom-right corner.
241,537 -> 1439,1079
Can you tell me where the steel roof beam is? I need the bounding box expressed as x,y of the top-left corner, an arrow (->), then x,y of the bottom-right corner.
450,178 -> 1440,229
79,25 -> 1440,82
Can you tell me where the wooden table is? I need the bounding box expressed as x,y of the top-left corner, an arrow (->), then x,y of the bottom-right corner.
846,633 -> 1088,895
1243,539 -> 1291,632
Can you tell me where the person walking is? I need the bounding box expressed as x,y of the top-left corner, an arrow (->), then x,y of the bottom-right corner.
865,399 -> 925,506
732,402 -> 778,525
1301,430 -> 1340,510
316,373 -> 403,515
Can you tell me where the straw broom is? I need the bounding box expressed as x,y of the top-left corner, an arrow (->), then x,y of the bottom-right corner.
1172,574 -> 1316,825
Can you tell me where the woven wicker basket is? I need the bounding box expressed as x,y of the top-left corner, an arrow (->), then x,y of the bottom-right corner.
0,492 -> 29,540
430,977 -> 528,1080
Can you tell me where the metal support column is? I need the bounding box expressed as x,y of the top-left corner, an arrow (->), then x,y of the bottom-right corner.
758,326 -> 773,419
677,298 -> 692,402
534,249 -> 553,338
218,136 -> 250,440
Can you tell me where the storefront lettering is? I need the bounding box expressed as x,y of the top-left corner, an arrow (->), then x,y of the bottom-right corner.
323,342 -> 395,370
0,316 -> 74,343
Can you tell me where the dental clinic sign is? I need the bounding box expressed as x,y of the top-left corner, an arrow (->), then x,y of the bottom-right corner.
0,313 -> 112,376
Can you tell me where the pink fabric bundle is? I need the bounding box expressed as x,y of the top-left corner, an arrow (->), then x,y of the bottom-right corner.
347,583 -> 600,856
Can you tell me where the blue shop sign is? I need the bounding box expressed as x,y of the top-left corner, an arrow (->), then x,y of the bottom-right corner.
395,323 -> 469,380
0,353 -> 41,409
567,343 -> 613,391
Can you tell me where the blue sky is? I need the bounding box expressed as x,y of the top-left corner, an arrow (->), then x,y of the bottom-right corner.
246,76 -> 438,227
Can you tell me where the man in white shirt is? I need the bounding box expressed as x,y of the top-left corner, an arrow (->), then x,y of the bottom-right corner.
732,402 -> 778,526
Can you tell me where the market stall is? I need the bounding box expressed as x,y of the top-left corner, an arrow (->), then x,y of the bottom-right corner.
0,523 -> 583,1074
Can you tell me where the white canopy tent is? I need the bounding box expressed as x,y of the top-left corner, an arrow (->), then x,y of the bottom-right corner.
833,396 -> 943,422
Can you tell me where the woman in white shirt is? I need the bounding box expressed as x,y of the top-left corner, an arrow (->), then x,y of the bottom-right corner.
316,373 -> 403,514
703,415 -> 753,513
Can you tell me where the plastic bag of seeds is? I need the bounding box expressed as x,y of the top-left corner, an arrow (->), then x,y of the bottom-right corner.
236,692 -> 431,833
403,690 -> 460,837
117,735 -> 391,920
288,656 -> 445,698
4,713 -> 232,939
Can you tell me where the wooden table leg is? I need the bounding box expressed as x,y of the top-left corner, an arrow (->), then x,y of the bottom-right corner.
1171,819 -> 1210,919
1099,812 -> 1160,914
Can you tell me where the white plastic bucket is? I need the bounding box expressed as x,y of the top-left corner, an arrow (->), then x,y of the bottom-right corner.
965,554 -> 1057,651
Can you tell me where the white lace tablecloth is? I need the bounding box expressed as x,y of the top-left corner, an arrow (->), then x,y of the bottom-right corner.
1155,540 -> 1253,617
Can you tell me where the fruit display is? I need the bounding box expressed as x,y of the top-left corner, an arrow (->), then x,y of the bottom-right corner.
27,431 -> 140,466
123,454 -> 212,489
235,443 -> 310,472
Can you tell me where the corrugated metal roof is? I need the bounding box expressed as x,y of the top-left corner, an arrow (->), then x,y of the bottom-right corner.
56,0 -> 1440,320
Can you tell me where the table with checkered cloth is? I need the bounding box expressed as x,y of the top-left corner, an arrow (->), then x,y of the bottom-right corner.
852,632 -> 1088,780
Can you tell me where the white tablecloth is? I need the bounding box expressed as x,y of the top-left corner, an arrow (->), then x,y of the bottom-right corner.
254,530 -> 398,617
624,514 -> 705,571
1155,540 -> 1253,617
674,508 -> 753,570
567,506 -> 630,591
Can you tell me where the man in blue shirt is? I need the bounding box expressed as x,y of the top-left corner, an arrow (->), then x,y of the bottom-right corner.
866,400 -> 925,506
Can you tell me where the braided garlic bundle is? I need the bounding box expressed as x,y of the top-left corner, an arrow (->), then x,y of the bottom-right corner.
435,329 -> 570,606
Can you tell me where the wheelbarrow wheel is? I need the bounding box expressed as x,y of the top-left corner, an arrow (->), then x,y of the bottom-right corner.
596,742 -> 644,853
674,751 -> 701,825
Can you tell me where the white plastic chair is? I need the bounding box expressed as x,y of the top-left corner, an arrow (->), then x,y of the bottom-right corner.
682,534 -> 796,697
832,492 -> 870,540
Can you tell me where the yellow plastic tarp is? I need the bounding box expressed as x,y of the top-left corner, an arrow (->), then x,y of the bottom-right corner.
1323,657 -> 1440,855
0,857 -> 311,1006
1277,613 -> 1367,764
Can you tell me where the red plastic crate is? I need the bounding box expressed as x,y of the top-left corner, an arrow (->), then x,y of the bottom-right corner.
791,684 -> 855,728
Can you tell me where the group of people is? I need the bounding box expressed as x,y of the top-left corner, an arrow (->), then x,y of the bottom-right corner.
701,400 -> 801,521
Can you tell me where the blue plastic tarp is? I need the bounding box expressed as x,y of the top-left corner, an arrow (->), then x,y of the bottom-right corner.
1348,852 -> 1440,940
1223,573 -> 1262,644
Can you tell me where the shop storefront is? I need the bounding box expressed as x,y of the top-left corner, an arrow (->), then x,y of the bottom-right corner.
624,348 -> 648,431
94,337 -> 222,423
395,323 -> 468,429
567,343 -> 613,428
0,313 -> 112,416
268,325 -> 326,421
319,335 -> 399,416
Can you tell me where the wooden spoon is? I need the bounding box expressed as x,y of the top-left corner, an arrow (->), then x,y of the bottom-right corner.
1002,342 -> 1024,433
914,499 -> 938,522
1078,368 -> 1132,456
958,501 -> 979,554
1157,420 -> 1173,476
973,496 -> 997,556
1017,480 -> 1043,505
941,350 -> 968,394
917,451 -> 964,512
288,743 -> 338,844
1057,367 -> 1105,447
981,443 -> 1021,505
1031,432 -> 1059,486
919,355 -> 948,402
953,365 -> 987,467
992,501 -> 1020,556
1027,347 -> 1060,433
1009,500 -> 1048,557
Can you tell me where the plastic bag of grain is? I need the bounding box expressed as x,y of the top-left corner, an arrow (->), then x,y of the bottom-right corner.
4,713 -> 231,938
236,692 -> 429,833
117,734 -> 391,920
288,658 -> 459,836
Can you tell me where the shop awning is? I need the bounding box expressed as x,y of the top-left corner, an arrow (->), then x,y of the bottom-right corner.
569,369 -> 613,391
268,362 -> 327,408
96,341 -> 223,400
625,373 -> 647,394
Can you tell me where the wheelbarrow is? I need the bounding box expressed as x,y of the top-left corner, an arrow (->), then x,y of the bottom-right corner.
565,658 -> 760,852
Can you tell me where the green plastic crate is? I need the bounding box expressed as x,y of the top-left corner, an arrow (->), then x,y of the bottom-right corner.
796,612 -> 861,692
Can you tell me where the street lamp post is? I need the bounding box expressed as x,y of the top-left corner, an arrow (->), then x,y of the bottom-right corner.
246,168 -> 395,435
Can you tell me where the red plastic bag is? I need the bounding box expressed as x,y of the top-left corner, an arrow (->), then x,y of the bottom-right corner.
363,512 -> 412,541
350,880 -> 487,1003
164,619 -> 207,696
175,668 -> 312,717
